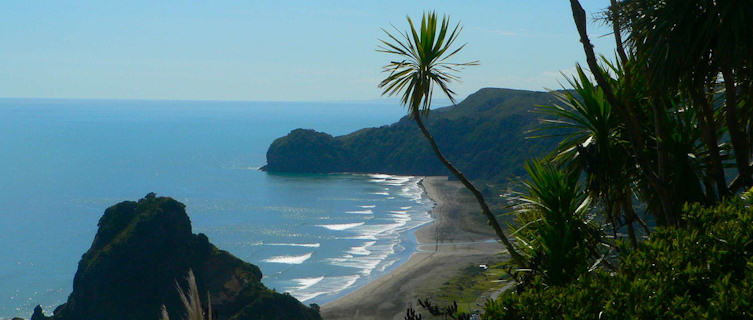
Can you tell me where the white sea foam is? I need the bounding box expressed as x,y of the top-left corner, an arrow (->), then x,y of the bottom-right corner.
390,213 -> 411,220
293,291 -> 326,302
378,259 -> 398,272
384,177 -> 411,186
288,274 -> 361,302
286,175 -> 435,301
331,274 -> 361,291
398,183 -> 424,201
293,276 -> 325,290
345,209 -> 373,214
265,242 -> 321,248
235,240 -> 264,247
347,241 -> 376,256
263,252 -> 313,264
317,222 -> 365,231
327,241 -> 399,275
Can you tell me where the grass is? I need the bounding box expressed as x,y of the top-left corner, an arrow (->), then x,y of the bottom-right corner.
161,269 -> 212,320
434,259 -> 513,314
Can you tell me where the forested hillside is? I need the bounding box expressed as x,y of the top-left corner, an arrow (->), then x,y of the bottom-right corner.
264,88 -> 559,185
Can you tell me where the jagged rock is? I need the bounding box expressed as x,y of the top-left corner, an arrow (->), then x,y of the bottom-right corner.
29,305 -> 49,320
38,193 -> 320,320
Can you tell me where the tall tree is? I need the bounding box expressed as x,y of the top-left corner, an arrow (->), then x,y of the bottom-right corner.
535,64 -> 644,246
377,12 -> 525,266
619,0 -> 753,192
569,0 -> 678,225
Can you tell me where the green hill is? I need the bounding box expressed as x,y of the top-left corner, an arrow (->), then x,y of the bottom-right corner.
264,88 -> 560,186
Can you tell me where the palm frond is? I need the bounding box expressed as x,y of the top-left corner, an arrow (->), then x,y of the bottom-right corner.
377,11 -> 477,116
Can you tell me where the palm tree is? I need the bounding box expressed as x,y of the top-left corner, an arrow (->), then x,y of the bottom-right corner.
569,0 -> 679,226
535,64 -> 643,245
508,159 -> 602,285
377,11 -> 524,266
618,0 -> 753,192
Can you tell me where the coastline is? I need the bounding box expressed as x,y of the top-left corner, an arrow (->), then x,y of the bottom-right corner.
321,176 -> 509,320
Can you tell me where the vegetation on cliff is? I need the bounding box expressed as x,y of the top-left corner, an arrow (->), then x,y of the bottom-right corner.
31,193 -> 321,320
264,87 -> 559,185
399,0 -> 753,318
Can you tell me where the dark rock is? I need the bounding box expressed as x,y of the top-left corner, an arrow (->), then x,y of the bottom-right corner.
265,129 -> 353,173
30,305 -> 50,320
41,194 -> 320,320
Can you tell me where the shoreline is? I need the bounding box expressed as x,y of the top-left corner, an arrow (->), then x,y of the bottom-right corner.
321,176 -> 508,320
300,174 -> 434,305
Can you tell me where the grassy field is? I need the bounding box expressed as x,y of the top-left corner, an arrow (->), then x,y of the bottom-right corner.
433,258 -> 513,314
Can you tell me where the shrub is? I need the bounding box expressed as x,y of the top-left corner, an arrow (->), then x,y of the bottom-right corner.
484,190 -> 753,319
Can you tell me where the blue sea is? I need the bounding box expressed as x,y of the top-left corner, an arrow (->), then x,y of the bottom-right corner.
0,99 -> 434,318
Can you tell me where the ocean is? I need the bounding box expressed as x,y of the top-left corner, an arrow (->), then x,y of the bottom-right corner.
0,99 -> 434,318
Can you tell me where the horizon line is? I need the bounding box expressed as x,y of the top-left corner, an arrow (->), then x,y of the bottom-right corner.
0,87 -> 555,105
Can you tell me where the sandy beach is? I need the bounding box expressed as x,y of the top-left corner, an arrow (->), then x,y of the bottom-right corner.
321,176 -> 509,320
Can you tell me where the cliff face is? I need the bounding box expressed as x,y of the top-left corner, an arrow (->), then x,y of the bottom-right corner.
33,193 -> 321,320
263,88 -> 560,184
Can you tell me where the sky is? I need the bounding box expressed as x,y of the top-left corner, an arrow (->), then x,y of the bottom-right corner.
0,1 -> 617,102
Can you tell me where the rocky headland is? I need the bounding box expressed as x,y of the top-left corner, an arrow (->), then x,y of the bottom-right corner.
263,88 -> 561,186
29,193 -> 321,320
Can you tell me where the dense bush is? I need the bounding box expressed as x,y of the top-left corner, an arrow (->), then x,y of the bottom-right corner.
483,190 -> 753,319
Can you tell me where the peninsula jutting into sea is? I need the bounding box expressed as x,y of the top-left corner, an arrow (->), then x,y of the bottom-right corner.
4,1 -> 753,319
1,87 -> 548,319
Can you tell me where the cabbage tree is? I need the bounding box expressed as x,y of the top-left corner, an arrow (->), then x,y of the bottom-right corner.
377,12 -> 524,266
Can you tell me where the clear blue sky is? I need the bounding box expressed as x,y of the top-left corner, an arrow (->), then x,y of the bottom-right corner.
0,1 -> 616,101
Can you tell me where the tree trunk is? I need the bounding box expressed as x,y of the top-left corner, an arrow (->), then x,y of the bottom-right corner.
412,110 -> 526,267
650,96 -> 671,208
609,0 -> 629,65
622,196 -> 638,249
569,0 -> 676,225
610,0 -> 675,217
692,88 -> 729,199
721,66 -> 753,188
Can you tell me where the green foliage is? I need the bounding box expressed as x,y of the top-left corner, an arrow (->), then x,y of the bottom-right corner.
265,88 -> 560,186
264,129 -> 352,173
405,299 -> 472,320
619,0 -> 753,93
508,160 -> 603,286
377,11 -> 477,114
484,191 -> 753,319
434,261 -> 511,312
377,10 -> 528,269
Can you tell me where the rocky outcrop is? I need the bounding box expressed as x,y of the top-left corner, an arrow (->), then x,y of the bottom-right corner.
32,193 -> 321,320
29,306 -> 46,320
263,129 -> 353,173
